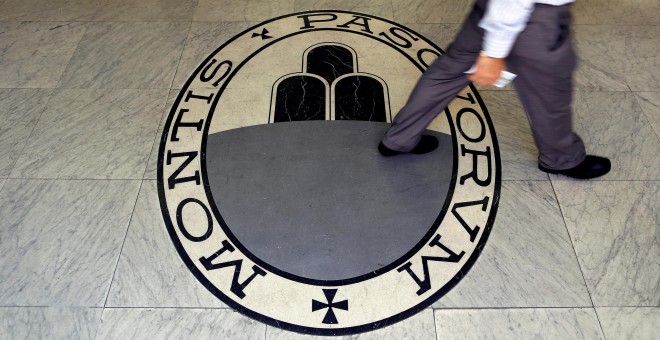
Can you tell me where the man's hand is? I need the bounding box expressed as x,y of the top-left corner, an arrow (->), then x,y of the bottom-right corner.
468,55 -> 506,87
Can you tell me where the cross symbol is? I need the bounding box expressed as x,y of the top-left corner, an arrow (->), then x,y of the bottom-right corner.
251,28 -> 272,40
312,289 -> 349,324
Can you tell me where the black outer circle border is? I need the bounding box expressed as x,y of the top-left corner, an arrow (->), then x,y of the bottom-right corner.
157,10 -> 502,336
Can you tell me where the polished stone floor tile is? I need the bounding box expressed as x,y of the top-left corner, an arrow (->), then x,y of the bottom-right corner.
571,91 -> 660,180
245,0 -> 295,21
194,0 -> 294,22
433,181 -> 591,308
553,181 -> 659,307
635,92 -> 660,137
11,89 -> 166,179
143,139 -> 161,181
597,307 -> 660,340
478,92 -> 548,181
434,308 -> 604,339
573,25 -> 629,92
572,0 -> 660,26
95,308 -> 265,339
0,0 -> 99,21
625,26 -> 660,91
0,22 -> 87,88
405,24 -> 461,51
106,181 -> 226,307
266,309 -> 436,339
393,0 -> 473,24
0,307 -> 102,340
144,90 -> 178,180
92,0 -> 196,22
0,179 -> 5,192
294,0 -> 394,20
0,179 -> 141,306
58,22 -> 189,89
173,22 -> 255,89
0,89 -> 52,177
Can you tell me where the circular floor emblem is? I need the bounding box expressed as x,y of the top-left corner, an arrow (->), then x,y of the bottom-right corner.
159,11 -> 500,335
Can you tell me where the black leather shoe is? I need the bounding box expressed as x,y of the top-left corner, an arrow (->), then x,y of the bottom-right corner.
539,155 -> 611,179
378,135 -> 439,157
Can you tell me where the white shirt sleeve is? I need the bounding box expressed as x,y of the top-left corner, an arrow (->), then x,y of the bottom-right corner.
479,0 -> 535,58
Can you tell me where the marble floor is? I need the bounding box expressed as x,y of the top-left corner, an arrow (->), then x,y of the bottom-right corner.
0,0 -> 658,339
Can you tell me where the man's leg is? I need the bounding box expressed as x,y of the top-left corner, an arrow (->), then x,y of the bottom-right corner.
506,4 -> 586,170
380,0 -> 487,152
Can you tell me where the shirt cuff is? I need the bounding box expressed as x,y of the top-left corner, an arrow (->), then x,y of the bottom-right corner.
482,31 -> 517,58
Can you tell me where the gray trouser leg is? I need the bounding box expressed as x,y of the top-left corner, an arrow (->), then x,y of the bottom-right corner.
382,1 -> 586,170
506,4 -> 586,170
381,1 -> 486,152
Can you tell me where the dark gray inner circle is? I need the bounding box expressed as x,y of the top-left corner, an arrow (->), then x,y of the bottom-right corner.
206,120 -> 453,281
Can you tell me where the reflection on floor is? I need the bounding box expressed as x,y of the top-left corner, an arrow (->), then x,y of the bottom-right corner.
0,0 -> 658,339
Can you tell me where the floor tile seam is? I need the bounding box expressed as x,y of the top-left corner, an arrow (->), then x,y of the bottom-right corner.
52,86 -> 178,90
53,21 -> 90,90
4,177 -> 146,181
137,21 -> 193,180
624,74 -> 636,93
85,0 -> 104,25
5,305 -> 656,310
549,179 -> 660,182
548,180 -> 606,334
141,115 -> 167,180
48,20 -> 186,91
167,20 -> 194,94
0,305 -> 235,309
5,88 -> 56,179
644,116 -> 660,142
100,180 -> 145,309
591,307 -> 610,340
0,306 -> 104,309
0,22 -> 658,27
594,306 -> 660,309
0,20 -> 197,24
432,308 -> 440,340
592,307 -> 611,340
633,94 -> 660,141
12,305 -> 648,310
185,20 -> 259,24
613,25 -> 657,94
92,307 -> 106,340
0,87 -> 58,90
432,306 -> 598,311
502,179 -> 552,182
0,86 -> 170,91
191,19 -> 259,23
112,305 -> 234,309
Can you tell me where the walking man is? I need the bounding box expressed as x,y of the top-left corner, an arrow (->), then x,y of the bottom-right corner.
378,0 -> 611,179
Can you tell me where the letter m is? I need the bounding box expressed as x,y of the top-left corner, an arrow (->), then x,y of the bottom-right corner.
397,235 -> 465,295
199,240 -> 267,299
